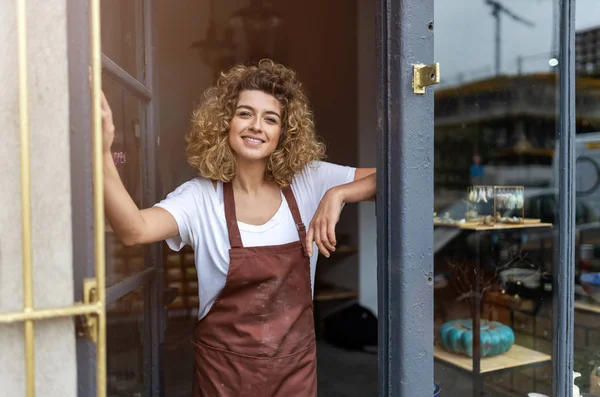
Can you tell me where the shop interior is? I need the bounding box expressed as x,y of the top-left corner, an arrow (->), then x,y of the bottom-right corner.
101,0 -> 380,396
98,0 -> 600,396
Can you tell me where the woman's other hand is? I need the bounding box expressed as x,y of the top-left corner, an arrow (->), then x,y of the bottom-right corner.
100,89 -> 115,153
305,169 -> 376,257
306,188 -> 344,257
89,68 -> 115,153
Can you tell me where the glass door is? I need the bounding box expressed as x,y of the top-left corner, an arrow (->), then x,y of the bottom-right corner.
377,0 -> 583,396
101,1 -> 163,395
432,1 -> 561,395
430,0 -> 592,395
70,0 -> 164,395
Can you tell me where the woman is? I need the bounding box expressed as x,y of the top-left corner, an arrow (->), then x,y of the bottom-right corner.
102,59 -> 376,396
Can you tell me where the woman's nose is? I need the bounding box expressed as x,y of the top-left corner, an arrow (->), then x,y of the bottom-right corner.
250,118 -> 262,132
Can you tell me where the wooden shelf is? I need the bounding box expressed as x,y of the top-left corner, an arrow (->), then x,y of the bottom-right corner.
433,344 -> 551,374
332,245 -> 358,255
314,287 -> 358,302
162,243 -> 196,312
574,299 -> 600,314
459,222 -> 553,231
434,219 -> 552,231
318,245 -> 358,258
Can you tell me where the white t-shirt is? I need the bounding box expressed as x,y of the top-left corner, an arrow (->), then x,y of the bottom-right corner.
154,161 -> 356,319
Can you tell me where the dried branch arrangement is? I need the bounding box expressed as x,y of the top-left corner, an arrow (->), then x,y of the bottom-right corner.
446,251 -> 541,321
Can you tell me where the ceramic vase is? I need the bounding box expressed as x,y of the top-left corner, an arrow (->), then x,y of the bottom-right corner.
440,319 -> 514,358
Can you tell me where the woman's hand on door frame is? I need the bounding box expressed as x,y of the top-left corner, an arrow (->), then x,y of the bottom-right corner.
306,188 -> 344,258
89,68 -> 115,153
99,89 -> 115,154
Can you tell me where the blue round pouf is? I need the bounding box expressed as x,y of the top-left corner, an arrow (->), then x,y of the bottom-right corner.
440,319 -> 514,358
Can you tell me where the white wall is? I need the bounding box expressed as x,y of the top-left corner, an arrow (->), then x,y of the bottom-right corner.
0,0 -> 77,396
358,0 -> 379,315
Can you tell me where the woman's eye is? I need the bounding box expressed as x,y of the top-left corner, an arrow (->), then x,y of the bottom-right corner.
265,118 -> 277,124
238,111 -> 251,117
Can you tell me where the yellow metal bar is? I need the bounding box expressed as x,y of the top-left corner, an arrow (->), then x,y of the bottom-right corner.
16,0 -> 35,396
0,303 -> 101,324
90,0 -> 107,396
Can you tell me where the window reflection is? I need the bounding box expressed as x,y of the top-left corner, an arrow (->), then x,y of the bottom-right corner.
434,0 -> 600,395
574,15 -> 600,397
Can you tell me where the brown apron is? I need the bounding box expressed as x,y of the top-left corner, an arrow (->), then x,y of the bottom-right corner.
192,182 -> 318,397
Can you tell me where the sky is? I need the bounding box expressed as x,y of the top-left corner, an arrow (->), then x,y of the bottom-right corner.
434,0 -> 600,84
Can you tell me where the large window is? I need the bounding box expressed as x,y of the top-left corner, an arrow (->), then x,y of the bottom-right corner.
430,0 -> 600,395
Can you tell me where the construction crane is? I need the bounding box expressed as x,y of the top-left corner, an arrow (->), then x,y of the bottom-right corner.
485,0 -> 535,76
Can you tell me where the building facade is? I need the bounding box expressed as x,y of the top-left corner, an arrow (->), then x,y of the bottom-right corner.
1,1 -> 598,397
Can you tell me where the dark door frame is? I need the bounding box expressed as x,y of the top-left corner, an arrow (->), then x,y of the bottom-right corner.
67,1 -> 96,394
554,0 -> 577,395
375,1 -> 435,395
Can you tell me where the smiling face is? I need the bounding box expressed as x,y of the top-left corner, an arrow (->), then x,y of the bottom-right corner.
228,90 -> 283,164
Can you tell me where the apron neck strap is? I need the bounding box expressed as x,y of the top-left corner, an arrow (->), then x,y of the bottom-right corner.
223,182 -> 309,255
282,186 -> 309,255
223,182 -> 243,248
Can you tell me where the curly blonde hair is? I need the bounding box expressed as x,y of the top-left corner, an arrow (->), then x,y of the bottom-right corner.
186,59 -> 326,187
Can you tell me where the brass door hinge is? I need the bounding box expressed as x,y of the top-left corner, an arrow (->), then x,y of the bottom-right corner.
75,278 -> 98,343
413,63 -> 440,94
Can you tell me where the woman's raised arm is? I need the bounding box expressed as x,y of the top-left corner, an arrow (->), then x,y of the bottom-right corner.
100,89 -> 179,246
